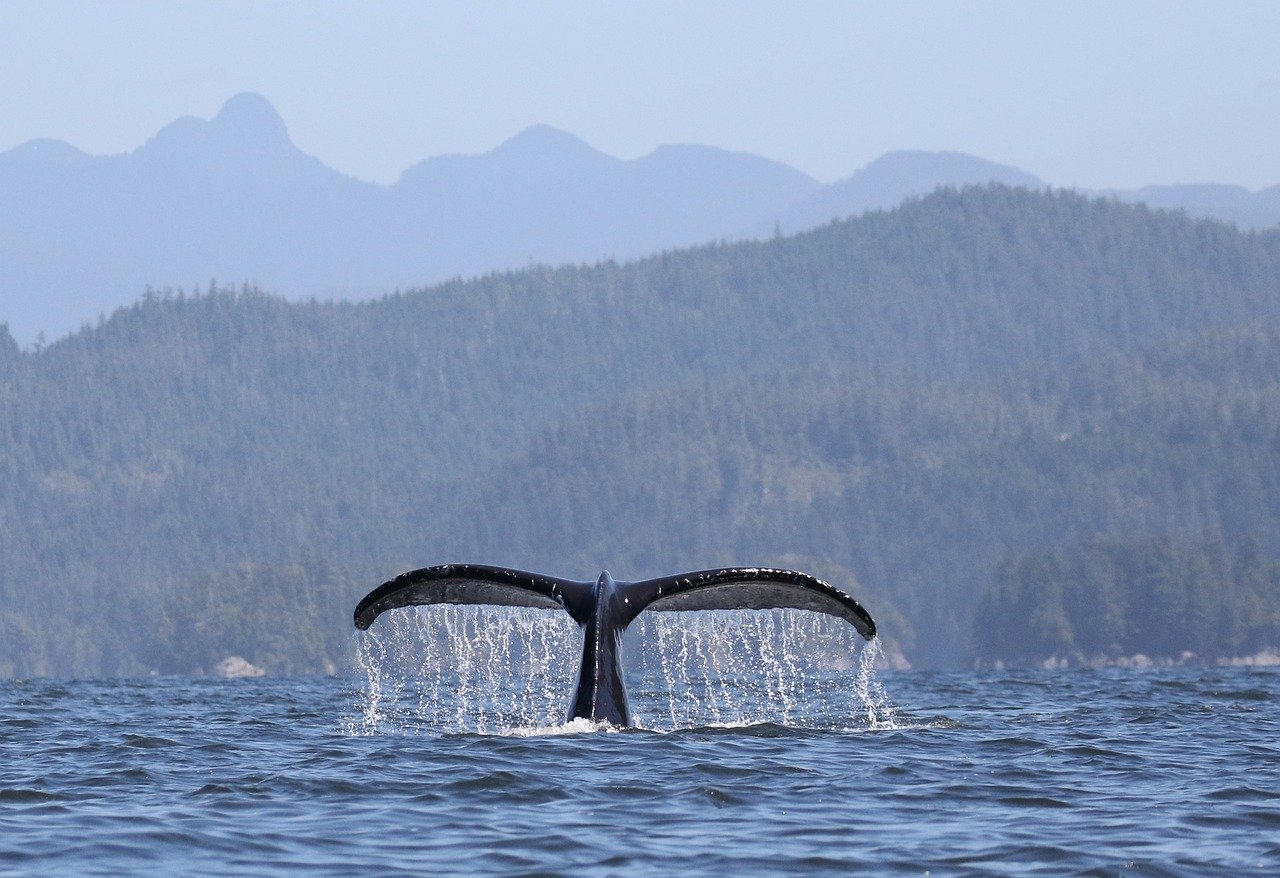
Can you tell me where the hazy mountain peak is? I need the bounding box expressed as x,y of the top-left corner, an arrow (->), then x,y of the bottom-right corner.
642,142 -> 820,187
136,92 -> 292,159
1,137 -> 87,161
854,150 -> 1045,189
493,124 -> 608,162
760,149 -> 1051,236
0,137 -> 90,171
212,92 -> 290,142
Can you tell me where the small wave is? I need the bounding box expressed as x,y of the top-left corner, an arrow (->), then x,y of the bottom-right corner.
0,788 -> 64,803
189,783 -> 237,796
439,770 -> 527,793
1207,687 -> 1272,702
501,717 -> 616,737
998,795 -> 1075,809
120,734 -> 177,749
694,785 -> 745,807
1205,785 -> 1275,802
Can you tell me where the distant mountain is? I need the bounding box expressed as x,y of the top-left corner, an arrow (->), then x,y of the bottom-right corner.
0,95 -> 821,344
765,150 -> 1047,234
1106,183 -> 1280,231
387,124 -> 820,277
0,94 -> 385,343
768,154 -> 1280,237
2,93 -> 1278,344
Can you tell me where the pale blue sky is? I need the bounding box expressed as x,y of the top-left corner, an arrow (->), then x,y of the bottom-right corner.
2,1 -> 1278,189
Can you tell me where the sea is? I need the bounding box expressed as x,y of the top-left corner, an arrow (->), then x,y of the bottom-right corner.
2,608 -> 1279,876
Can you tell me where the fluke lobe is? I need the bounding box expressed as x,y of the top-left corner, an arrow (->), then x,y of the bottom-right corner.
353,564 -> 876,727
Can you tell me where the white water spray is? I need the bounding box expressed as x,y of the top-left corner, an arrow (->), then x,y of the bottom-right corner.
346,605 -> 581,736
629,609 -> 898,731
347,605 -> 897,735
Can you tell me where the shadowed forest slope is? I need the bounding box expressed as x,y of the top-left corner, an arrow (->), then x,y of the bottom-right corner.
2,187 -> 1279,674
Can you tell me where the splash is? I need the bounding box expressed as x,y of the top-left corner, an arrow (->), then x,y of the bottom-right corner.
345,605 -> 581,736
346,606 -> 897,735
629,609 -> 898,731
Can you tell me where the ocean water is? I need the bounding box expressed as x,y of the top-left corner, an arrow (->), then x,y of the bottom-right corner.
3,615 -> 1279,875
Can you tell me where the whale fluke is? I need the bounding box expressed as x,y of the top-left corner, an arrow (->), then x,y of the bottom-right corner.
623,567 -> 875,638
354,563 -> 596,629
353,564 -> 876,726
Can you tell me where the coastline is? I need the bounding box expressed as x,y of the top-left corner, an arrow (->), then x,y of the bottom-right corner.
978,648 -> 1280,671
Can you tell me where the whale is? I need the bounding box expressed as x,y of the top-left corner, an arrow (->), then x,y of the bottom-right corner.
353,563 -> 876,726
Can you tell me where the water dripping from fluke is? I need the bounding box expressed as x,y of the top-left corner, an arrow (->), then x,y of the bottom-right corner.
345,565 -> 897,736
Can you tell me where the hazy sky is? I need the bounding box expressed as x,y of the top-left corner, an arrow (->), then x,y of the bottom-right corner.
3,1 -> 1278,189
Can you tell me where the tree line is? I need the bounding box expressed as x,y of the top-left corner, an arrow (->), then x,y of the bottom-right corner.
974,534 -> 1280,664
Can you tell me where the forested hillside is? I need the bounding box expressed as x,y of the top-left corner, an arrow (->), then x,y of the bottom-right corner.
2,187 -> 1278,675
975,534 -> 1280,666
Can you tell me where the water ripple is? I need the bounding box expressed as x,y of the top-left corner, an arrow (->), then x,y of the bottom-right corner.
1,669 -> 1278,874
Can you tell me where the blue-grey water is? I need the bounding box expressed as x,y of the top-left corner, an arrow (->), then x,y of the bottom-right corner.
3,636 -> 1279,874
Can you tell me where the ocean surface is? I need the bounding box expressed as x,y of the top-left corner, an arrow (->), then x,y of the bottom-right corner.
3,616 -> 1279,875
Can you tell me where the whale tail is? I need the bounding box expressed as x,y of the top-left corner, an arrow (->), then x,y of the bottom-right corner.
615,567 -> 875,638
353,563 -> 876,725
354,563 -> 598,630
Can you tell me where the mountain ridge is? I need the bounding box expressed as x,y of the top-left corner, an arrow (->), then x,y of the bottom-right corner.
3,93 -> 1278,345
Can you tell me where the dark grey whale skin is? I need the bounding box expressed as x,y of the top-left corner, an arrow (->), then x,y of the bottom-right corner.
354,564 -> 876,727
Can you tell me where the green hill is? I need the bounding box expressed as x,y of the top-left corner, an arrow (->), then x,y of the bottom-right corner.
2,186 -> 1278,675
